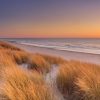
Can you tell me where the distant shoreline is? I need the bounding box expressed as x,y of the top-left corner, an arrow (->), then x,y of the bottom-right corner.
1,38 -> 100,55
15,42 -> 100,55
10,42 -> 100,65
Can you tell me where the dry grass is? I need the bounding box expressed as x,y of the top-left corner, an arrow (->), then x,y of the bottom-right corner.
0,50 -> 17,68
76,64 -> 100,100
0,66 -> 55,100
1,41 -> 100,100
57,61 -> 81,99
27,54 -> 51,73
0,44 -> 51,73
9,51 -> 29,64
36,53 -> 67,65
57,60 -> 100,100
0,41 -> 57,100
0,41 -> 66,73
0,41 -> 21,51
7,51 -> 51,73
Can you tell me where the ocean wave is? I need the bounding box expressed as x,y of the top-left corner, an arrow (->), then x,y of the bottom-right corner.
17,42 -> 100,55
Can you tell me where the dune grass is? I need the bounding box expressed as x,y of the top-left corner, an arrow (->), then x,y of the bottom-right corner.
0,50 -> 17,68
57,60 -> 100,100
0,41 -> 21,51
9,51 -> 29,64
76,63 -> 100,100
36,53 -> 67,65
27,54 -> 51,73
1,41 -> 100,100
0,66 -> 55,100
0,41 -> 57,99
0,42 -> 51,73
8,51 -> 51,73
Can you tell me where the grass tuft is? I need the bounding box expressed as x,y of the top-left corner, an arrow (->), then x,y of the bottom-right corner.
57,61 -> 100,100
0,67 -> 55,100
0,41 -> 21,51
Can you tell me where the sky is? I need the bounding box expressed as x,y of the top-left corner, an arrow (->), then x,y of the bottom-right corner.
0,0 -> 100,38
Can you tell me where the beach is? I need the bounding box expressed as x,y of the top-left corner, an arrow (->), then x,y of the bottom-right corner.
0,41 -> 100,100
1,0 -> 100,99
11,42 -> 100,65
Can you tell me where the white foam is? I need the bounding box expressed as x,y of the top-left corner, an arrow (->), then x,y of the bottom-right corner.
18,42 -> 100,55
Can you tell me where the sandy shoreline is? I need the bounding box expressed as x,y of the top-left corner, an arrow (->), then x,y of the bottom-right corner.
11,42 -> 100,65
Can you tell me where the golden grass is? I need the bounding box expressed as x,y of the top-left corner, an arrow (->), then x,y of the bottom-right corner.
0,41 -> 57,99
36,53 -> 67,65
0,41 -> 21,51
0,48 -> 51,73
0,41 -> 66,73
0,51 -> 16,68
76,64 -> 100,100
10,51 -> 29,64
57,60 -> 100,100
28,54 -> 51,73
7,51 -> 51,73
0,66 -> 55,100
1,41 -> 100,100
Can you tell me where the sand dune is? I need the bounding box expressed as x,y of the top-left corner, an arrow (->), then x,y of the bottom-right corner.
0,41 -> 100,100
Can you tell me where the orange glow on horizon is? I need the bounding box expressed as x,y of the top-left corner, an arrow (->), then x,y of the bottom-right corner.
0,20 -> 100,38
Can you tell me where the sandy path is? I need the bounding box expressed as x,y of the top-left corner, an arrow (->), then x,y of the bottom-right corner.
45,65 -> 65,100
20,63 -> 65,100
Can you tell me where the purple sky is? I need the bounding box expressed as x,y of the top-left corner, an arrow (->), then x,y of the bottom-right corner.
0,0 -> 100,38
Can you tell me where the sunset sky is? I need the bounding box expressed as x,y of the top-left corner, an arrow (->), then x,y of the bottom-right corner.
0,0 -> 100,38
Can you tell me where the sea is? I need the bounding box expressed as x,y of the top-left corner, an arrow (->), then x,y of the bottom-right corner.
1,38 -> 100,54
